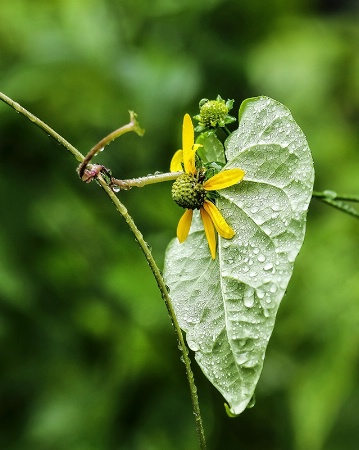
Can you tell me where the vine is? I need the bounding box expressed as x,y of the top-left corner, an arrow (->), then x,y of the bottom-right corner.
1,90 -> 358,448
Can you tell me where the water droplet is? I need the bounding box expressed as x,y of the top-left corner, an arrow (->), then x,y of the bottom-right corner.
257,254 -> 266,263
222,241 -> 231,249
188,340 -> 199,351
323,190 -> 337,200
112,186 -> 120,192
263,262 -> 273,271
243,288 -> 255,307
262,226 -> 272,236
287,250 -> 297,263
246,395 -> 256,409
236,352 -> 250,365
271,203 -> 281,211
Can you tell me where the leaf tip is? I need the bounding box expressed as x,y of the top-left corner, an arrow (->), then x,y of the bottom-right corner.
224,403 -> 239,418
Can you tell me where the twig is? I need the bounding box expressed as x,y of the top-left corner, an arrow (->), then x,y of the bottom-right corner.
0,91 -> 207,450
111,171 -> 183,190
78,110 -> 144,178
312,190 -> 359,219
96,174 -> 207,449
0,91 -> 84,162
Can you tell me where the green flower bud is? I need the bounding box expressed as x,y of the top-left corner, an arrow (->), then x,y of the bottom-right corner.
194,95 -> 236,132
172,174 -> 206,209
199,99 -> 229,128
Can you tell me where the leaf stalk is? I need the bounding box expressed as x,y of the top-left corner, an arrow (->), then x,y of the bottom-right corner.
312,190 -> 359,219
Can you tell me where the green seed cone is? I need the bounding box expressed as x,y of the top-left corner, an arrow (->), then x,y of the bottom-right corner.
172,174 -> 206,209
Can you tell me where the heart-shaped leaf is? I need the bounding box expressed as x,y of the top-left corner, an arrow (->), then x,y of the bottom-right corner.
164,97 -> 314,415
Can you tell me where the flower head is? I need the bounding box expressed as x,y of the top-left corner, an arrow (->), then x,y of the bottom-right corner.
194,95 -> 236,132
170,114 -> 245,259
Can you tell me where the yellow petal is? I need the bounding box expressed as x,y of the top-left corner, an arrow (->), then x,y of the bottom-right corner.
200,207 -> 217,259
204,168 -> 245,191
177,209 -> 193,243
170,149 -> 184,172
182,114 -> 196,174
203,200 -> 235,239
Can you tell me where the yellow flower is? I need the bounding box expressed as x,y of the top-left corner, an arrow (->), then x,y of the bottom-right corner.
170,113 -> 245,259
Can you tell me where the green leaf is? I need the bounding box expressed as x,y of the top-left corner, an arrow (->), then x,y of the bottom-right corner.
164,97 -> 314,415
196,131 -> 226,164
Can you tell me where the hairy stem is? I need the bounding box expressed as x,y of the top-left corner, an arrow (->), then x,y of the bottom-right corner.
96,174 -> 207,449
0,91 -> 84,162
312,190 -> 359,203
78,110 -> 145,177
0,91 -> 207,449
312,190 -> 359,219
111,171 -> 183,190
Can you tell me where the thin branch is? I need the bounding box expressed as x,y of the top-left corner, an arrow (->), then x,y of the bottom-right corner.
0,91 -> 207,449
312,190 -> 359,203
96,174 -> 207,449
221,126 -> 231,136
111,171 -> 183,190
0,91 -> 84,162
78,110 -> 145,178
314,197 -> 359,219
312,190 -> 359,219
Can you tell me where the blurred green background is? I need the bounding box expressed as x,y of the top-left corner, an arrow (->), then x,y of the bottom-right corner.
1,1 -> 359,449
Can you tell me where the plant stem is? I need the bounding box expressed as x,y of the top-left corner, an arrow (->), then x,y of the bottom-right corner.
96,174 -> 207,449
111,171 -> 183,190
78,110 -> 145,177
221,126 -> 231,136
312,190 -> 359,203
0,91 -> 84,162
312,190 -> 359,219
0,91 -> 207,449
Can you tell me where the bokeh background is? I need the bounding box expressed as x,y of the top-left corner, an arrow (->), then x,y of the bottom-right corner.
1,1 -> 359,449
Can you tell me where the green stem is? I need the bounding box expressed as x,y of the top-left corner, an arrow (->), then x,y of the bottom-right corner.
0,91 -> 84,162
96,174 -> 207,449
221,126 -> 231,136
312,190 -> 359,219
78,110 -> 145,177
312,190 -> 359,203
0,91 -> 207,449
111,171 -> 183,190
